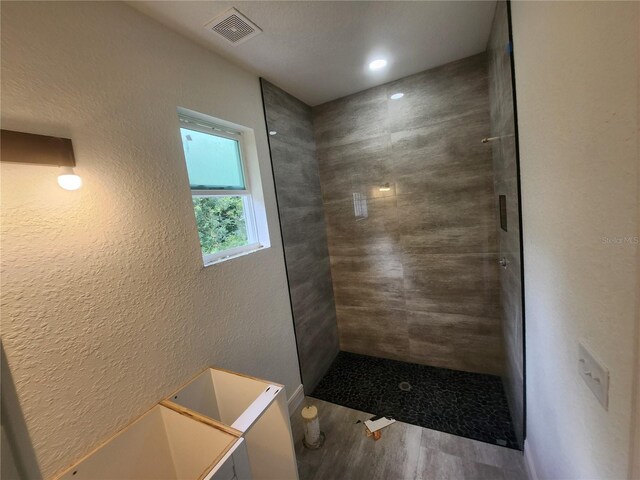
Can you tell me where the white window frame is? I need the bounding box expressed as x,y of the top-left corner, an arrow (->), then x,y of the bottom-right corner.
179,115 -> 262,266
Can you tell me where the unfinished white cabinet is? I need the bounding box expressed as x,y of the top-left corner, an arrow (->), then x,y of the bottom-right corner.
205,438 -> 252,480
54,405 -> 250,480
162,367 -> 299,480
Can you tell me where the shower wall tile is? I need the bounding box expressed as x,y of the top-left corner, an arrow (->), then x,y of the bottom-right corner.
332,274 -> 405,311
317,135 -> 394,202
325,196 -> 404,311
331,256 -> 405,310
269,145 -> 325,208
407,311 -> 504,374
397,192 -> 497,255
397,189 -> 496,232
313,85 -> 388,148
261,79 -> 339,392
402,254 -> 500,306
386,54 -> 490,134
390,111 -> 492,196
401,253 -> 502,340
336,306 -> 409,362
326,197 -> 397,230
327,237 -> 397,257
488,1 -> 525,447
313,53 -> 504,376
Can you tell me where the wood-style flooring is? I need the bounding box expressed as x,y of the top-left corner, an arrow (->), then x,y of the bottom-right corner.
290,398 -> 527,480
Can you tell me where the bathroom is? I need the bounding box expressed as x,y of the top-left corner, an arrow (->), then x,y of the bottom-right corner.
1,1 -> 638,479
263,0 -> 524,454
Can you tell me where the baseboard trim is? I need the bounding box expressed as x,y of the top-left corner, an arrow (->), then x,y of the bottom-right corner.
524,439 -> 540,480
288,384 -> 304,416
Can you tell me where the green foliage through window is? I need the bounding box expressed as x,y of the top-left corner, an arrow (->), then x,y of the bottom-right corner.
193,196 -> 248,254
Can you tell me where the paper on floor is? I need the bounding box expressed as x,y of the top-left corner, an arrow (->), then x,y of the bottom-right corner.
364,416 -> 395,433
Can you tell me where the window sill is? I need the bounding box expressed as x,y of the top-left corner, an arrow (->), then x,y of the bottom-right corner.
202,244 -> 265,268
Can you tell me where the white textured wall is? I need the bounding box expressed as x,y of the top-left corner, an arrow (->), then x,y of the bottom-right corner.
512,2 -> 639,479
0,2 -> 301,478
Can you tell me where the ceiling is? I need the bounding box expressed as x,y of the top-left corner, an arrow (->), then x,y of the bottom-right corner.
130,1 -> 497,106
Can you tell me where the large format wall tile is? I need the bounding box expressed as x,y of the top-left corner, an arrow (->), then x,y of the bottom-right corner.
323,195 -> 399,240
488,1 -> 525,447
262,79 -> 339,392
390,111 -> 493,196
313,53 -> 504,376
336,306 -> 409,362
313,85 -> 389,148
386,54 -> 490,134
397,192 -> 497,255
402,253 -> 500,315
407,310 -> 504,374
329,267 -> 403,306
317,135 -> 394,202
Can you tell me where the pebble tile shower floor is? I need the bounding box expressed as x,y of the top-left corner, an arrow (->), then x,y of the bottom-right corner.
311,351 -> 520,450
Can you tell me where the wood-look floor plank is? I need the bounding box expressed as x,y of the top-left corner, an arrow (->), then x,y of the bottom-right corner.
291,398 -> 526,480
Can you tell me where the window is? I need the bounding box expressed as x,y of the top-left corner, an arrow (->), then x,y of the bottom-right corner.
179,114 -> 262,265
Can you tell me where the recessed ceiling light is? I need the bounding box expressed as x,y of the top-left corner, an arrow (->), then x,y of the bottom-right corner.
369,59 -> 387,71
269,131 -> 277,136
390,93 -> 404,100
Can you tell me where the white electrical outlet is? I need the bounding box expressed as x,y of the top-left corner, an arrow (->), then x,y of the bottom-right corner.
578,342 -> 609,410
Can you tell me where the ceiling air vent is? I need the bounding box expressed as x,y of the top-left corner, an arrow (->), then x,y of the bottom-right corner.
204,8 -> 262,45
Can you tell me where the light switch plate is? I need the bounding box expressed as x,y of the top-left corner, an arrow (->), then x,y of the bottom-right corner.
578,342 -> 609,410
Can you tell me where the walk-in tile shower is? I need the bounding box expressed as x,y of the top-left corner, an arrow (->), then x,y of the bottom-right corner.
262,0 -> 524,450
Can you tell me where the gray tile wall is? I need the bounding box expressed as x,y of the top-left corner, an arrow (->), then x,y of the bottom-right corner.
312,54 -> 505,375
261,79 -> 339,392
488,0 -> 525,447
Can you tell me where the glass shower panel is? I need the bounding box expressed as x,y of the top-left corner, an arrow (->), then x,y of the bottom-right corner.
487,0 -> 525,449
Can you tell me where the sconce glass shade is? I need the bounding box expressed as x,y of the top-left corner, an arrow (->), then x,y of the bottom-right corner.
57,166 -> 82,191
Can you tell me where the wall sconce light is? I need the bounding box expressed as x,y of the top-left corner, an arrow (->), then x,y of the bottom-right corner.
379,183 -> 391,192
1,129 -> 81,190
57,166 -> 83,191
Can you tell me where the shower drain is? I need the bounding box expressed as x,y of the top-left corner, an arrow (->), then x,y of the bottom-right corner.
398,381 -> 412,392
